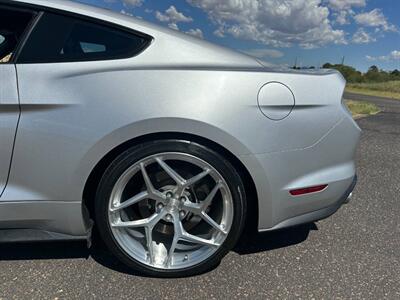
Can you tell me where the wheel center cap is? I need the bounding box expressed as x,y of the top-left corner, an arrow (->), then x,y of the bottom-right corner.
168,198 -> 181,210
165,190 -> 189,212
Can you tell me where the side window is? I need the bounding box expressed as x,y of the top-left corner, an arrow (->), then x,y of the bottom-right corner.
18,13 -> 151,63
0,8 -> 34,63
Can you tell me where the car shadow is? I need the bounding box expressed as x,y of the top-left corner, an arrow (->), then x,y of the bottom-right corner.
234,222 -> 318,255
0,223 -> 317,276
0,240 -> 89,261
0,238 -> 143,275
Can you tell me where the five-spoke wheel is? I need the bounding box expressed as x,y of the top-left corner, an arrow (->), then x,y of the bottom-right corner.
95,140 -> 246,277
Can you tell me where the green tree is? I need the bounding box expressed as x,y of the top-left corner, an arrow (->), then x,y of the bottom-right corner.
365,67 -> 393,82
323,63 -> 363,83
368,65 -> 379,73
391,69 -> 400,80
319,63 -> 400,83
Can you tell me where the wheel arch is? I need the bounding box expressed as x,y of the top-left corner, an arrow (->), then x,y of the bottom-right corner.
82,132 -> 259,235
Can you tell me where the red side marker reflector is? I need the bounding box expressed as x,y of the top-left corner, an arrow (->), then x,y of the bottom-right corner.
290,184 -> 328,196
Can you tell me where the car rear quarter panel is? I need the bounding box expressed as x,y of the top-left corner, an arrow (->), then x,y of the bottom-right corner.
3,56 -> 352,233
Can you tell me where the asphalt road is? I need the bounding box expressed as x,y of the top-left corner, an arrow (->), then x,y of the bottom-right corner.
0,94 -> 399,299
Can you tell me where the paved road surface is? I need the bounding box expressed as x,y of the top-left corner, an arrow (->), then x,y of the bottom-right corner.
0,94 -> 399,299
344,91 -> 400,111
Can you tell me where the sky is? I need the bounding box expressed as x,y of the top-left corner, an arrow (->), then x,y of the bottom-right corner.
74,0 -> 400,72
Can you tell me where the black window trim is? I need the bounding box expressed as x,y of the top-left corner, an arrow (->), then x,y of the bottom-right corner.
0,0 -> 153,64
0,4 -> 39,64
12,11 -> 42,64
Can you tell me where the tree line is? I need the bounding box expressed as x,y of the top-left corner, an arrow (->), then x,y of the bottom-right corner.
322,63 -> 400,83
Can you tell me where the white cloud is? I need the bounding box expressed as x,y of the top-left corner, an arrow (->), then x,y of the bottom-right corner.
366,50 -> 400,61
123,0 -> 144,6
352,28 -> 376,44
185,28 -> 204,38
156,6 -> 193,24
242,48 -> 284,59
154,6 -> 202,38
354,9 -> 397,32
213,27 -> 225,38
120,9 -> 134,17
187,0 -> 346,49
327,1 -> 365,26
168,23 -> 180,31
335,10 -> 351,25
327,0 -> 366,11
156,5 -> 194,32
104,0 -> 144,7
392,51 -> 400,60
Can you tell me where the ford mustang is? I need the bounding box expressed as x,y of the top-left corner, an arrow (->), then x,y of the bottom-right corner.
0,0 -> 360,277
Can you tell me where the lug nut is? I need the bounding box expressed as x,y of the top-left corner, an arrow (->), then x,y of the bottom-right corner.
180,196 -> 186,202
166,192 -> 173,198
157,203 -> 164,210
179,211 -> 186,218
166,214 -> 173,221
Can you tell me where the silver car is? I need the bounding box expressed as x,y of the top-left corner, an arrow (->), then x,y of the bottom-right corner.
0,0 -> 360,277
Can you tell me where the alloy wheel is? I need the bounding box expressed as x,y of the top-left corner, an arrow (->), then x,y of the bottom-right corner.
107,152 -> 234,270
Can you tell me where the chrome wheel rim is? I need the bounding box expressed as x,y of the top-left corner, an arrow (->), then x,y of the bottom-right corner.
108,152 -> 234,270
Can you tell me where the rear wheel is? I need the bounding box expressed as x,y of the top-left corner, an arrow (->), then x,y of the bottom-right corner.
95,140 -> 246,277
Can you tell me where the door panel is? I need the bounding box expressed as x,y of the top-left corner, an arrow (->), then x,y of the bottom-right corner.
0,64 -> 19,196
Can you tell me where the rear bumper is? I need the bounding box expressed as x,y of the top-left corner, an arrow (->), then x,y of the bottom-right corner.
259,175 -> 357,232
241,111 -> 361,231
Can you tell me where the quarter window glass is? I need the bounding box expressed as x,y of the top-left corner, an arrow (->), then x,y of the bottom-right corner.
79,42 -> 106,53
18,13 -> 151,63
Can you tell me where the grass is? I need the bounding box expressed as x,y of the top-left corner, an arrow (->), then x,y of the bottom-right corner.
345,100 -> 380,118
346,81 -> 400,100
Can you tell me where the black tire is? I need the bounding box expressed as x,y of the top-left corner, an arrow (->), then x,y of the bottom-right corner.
95,139 -> 246,277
